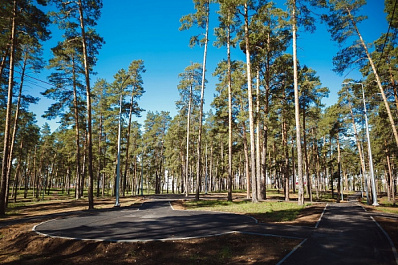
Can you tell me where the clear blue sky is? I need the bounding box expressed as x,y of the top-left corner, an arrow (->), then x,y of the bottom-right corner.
30,0 -> 387,131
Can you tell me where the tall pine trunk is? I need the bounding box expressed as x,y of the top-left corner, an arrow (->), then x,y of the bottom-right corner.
336,132 -> 341,203
244,3 -> 257,202
292,0 -> 304,205
185,79 -> 193,196
6,50 -> 26,207
256,69 -> 263,200
347,8 -> 398,148
195,1 -> 209,201
349,102 -> 369,203
78,0 -> 94,209
123,95 -> 135,197
227,18 -> 233,202
302,109 -> 312,201
72,55 -> 82,200
0,0 -> 16,215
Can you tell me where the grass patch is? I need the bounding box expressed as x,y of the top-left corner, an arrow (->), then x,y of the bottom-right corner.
361,195 -> 398,215
184,200 -> 307,222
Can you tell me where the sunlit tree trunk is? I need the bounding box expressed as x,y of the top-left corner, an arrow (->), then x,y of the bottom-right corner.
336,132 -> 341,203
0,0 -> 16,215
195,1 -> 209,201
256,69 -> 263,200
123,95 -> 135,197
71,55 -> 82,200
348,103 -> 369,202
244,3 -> 257,202
282,117 -> 289,201
347,8 -> 398,148
78,0 -> 94,209
292,0 -> 304,205
185,81 -> 193,196
6,50 -> 26,207
241,118 -> 250,199
302,109 -> 312,201
227,19 -> 233,202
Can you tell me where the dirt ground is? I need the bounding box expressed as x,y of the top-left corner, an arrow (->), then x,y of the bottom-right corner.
0,197 -> 396,265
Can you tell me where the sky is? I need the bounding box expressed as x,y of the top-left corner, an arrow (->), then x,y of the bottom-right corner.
28,0 -> 388,132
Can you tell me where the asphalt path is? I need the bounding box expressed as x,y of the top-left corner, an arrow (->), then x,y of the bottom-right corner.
280,202 -> 398,265
33,200 -> 260,242
32,198 -> 398,264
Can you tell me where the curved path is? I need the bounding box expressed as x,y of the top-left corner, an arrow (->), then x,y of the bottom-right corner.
33,198 -> 398,264
34,200 -> 267,242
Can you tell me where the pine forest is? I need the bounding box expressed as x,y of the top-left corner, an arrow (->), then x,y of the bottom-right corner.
1,0 -> 398,217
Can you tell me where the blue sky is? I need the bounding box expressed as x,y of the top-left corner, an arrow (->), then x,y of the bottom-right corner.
29,0 -> 387,131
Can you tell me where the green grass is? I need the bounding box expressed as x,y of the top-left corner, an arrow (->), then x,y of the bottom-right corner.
184,200 -> 307,222
360,195 -> 398,215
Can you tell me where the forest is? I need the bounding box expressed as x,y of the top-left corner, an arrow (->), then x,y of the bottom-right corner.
0,0 -> 397,216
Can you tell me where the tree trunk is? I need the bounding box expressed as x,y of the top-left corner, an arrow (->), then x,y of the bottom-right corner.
123,96 -> 135,197
72,55 -> 82,200
256,69 -> 263,200
348,8 -> 398,148
386,146 -> 395,204
242,123 -> 250,199
282,117 -> 289,201
0,0 -> 16,215
292,0 -> 304,205
78,0 -> 94,209
24,154 -> 30,199
244,3 -> 257,202
337,132 -> 341,203
262,35 -> 271,199
185,80 -> 193,196
302,109 -> 312,202
349,103 -> 368,199
227,15 -> 233,202
0,44 -> 10,80
96,115 -> 103,197
6,51 -> 27,207
195,1 -> 209,201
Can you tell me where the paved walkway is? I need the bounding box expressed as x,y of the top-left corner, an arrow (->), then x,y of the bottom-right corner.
281,202 -> 398,265
33,198 -> 398,264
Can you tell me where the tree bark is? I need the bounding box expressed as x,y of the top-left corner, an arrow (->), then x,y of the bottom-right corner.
0,0 -> 16,215
185,77 -> 193,197
78,0 -> 94,209
244,3 -> 257,202
241,120 -> 250,199
72,55 -> 82,200
123,94 -> 135,197
348,8 -> 398,148
348,102 -> 369,203
337,132 -> 341,203
302,109 -> 312,201
227,15 -> 233,202
256,69 -> 263,200
195,1 -> 209,201
6,50 -> 26,207
292,0 -> 304,205
282,117 -> 289,201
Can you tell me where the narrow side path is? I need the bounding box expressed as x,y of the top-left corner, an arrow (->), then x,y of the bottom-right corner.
281,202 -> 397,265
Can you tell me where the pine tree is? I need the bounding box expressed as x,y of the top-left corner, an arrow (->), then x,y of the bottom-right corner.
180,0 -> 211,200
51,0 -> 104,209
0,0 -> 50,215
323,0 -> 398,148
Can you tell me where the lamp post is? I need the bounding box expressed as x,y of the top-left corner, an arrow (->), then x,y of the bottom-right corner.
343,82 -> 378,206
